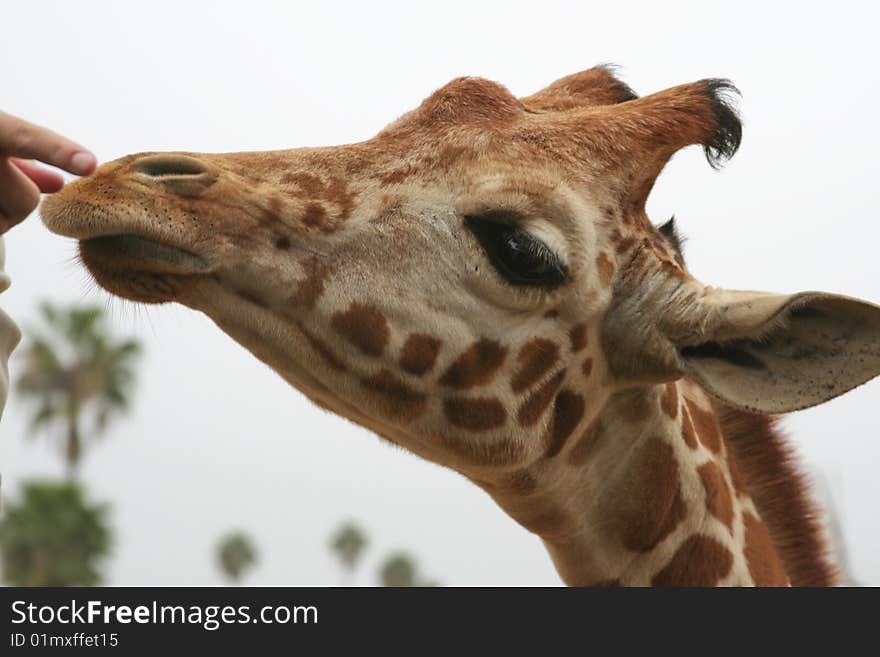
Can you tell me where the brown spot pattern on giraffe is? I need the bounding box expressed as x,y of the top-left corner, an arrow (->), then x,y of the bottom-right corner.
743,512 -> 789,586
614,235 -> 637,254
697,461 -> 734,532
544,390 -> 585,458
443,397 -> 507,431
596,252 -> 615,285
510,338 -> 558,393
281,171 -> 357,231
399,334 -> 441,376
680,406 -> 698,450
331,303 -> 390,356
268,195 -> 284,215
651,535 -> 733,586
611,437 -> 687,552
302,203 -> 327,229
686,399 -> 723,453
360,369 -> 426,421
568,324 -> 588,352
581,358 -> 593,378
660,382 -> 679,419
517,369 -> 566,427
440,338 -> 508,389
290,257 -> 332,308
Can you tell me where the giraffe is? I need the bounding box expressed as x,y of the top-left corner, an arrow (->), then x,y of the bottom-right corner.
41,67 -> 880,586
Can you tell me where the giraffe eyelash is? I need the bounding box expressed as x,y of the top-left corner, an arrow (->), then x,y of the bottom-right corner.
464,211 -> 568,288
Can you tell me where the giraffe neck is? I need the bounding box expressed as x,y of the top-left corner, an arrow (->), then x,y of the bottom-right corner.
483,380 -> 789,586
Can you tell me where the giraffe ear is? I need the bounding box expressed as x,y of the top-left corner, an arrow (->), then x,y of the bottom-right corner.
674,291 -> 880,413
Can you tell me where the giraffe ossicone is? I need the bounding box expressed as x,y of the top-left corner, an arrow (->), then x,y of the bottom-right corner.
41,66 -> 880,586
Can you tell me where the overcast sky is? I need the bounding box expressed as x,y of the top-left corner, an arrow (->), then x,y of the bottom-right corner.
1,1 -> 878,585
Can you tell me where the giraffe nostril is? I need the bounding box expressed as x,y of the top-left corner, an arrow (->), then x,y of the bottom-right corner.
133,154 -> 210,178
131,154 -> 217,197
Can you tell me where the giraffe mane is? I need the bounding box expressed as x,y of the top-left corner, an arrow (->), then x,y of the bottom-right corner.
711,400 -> 839,586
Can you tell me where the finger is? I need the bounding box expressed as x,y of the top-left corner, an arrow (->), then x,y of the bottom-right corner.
0,157 -> 41,234
11,158 -> 65,193
0,111 -> 96,176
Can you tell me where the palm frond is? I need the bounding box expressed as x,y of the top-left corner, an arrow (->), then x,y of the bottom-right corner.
14,302 -> 143,466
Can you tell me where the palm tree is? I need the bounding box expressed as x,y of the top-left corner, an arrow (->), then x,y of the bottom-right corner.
379,551 -> 438,587
329,521 -> 368,585
0,480 -> 111,586
216,531 -> 258,584
16,303 -> 140,477
379,552 -> 418,587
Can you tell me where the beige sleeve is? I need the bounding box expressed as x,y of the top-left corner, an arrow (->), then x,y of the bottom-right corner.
0,237 -> 23,421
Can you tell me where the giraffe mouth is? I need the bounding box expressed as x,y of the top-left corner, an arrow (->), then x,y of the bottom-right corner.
78,234 -> 212,304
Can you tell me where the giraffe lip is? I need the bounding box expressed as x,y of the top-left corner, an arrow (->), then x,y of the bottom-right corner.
79,234 -> 211,276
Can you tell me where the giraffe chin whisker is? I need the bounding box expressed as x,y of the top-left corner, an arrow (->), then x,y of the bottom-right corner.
78,235 -> 210,304
79,234 -> 211,275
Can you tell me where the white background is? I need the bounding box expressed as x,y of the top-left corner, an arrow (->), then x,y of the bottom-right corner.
1,1 -> 878,585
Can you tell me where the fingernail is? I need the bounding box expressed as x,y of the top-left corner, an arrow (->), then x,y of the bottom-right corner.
70,151 -> 97,176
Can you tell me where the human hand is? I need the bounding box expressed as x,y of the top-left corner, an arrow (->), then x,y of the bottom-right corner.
0,111 -> 97,235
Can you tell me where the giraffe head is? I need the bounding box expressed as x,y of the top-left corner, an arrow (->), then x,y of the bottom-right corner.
42,66 -> 880,489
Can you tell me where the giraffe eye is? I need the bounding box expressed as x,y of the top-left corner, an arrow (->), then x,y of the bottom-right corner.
465,213 -> 567,287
